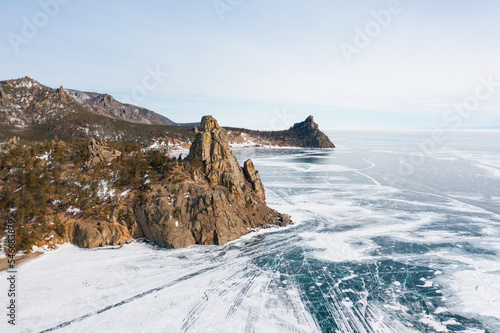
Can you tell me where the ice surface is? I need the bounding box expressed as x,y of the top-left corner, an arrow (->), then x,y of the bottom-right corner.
2,131 -> 500,332
2,242 -> 319,332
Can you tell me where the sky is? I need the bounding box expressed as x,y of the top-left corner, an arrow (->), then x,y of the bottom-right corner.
1,0 -> 500,130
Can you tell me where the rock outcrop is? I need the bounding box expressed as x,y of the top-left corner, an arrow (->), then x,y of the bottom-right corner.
1,136 -> 20,150
243,159 -> 265,201
0,86 -> 9,100
132,115 -> 287,248
71,221 -> 131,248
84,138 -> 106,169
289,116 -> 335,148
57,85 -> 68,102
1,115 -> 292,252
187,116 -> 248,192
230,115 -> 335,148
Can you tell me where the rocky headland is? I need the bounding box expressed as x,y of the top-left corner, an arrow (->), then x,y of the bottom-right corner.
128,116 -> 288,248
226,116 -> 335,149
0,116 -> 289,261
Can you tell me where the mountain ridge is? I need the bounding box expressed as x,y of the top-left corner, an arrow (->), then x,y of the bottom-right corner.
66,89 -> 176,125
0,76 -> 334,148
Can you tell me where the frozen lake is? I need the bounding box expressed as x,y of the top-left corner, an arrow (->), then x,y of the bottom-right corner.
2,130 -> 500,332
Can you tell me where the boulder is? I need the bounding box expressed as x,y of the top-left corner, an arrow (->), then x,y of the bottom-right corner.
72,221 -> 130,248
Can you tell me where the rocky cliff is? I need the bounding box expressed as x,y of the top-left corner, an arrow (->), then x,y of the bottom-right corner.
61,116 -> 289,249
227,115 -> 335,148
131,116 -> 287,248
289,116 -> 335,148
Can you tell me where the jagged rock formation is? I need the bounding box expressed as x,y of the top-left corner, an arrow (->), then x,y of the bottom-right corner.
57,85 -> 68,101
187,116 -> 247,192
0,116 -> 293,253
243,160 -> 265,201
0,86 -> 9,100
46,116 -> 288,249
84,138 -> 106,169
289,116 -> 335,148
185,116 -> 265,201
131,115 -> 287,248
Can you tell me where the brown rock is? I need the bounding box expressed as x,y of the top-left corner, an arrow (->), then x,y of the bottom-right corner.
2,136 -> 19,150
186,115 -> 247,193
84,138 -> 106,169
72,221 -> 131,248
66,115 -> 291,250
243,159 -> 265,201
132,115 -> 289,248
57,85 -> 68,102
0,87 -> 9,100
127,206 -> 144,238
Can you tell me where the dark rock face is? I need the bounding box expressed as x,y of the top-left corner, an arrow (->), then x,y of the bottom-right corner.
132,115 -> 286,248
289,116 -> 335,148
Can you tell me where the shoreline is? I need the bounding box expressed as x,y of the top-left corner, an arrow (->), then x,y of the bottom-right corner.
0,143 -> 308,271
0,217 -> 297,271
0,252 -> 43,272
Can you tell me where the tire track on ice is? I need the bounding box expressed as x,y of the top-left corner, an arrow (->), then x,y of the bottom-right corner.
225,269 -> 262,320
38,264 -> 222,333
181,267 -> 247,332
